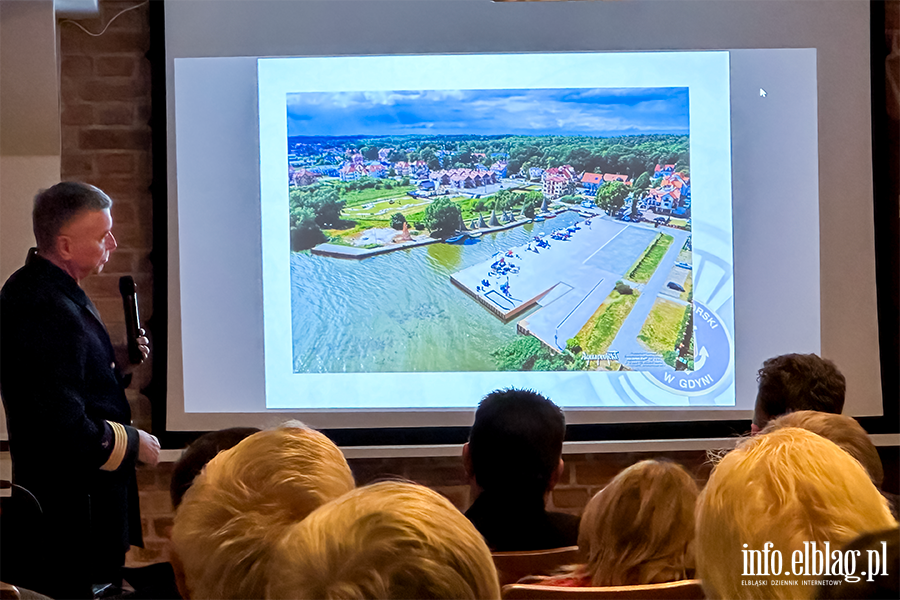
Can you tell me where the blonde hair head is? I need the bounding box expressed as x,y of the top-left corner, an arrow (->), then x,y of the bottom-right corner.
696,427 -> 897,600
171,423 -> 355,599
266,481 -> 501,600
762,410 -> 884,487
579,459 -> 699,587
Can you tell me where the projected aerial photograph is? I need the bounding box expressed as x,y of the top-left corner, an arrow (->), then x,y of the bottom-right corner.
285,87 -> 694,374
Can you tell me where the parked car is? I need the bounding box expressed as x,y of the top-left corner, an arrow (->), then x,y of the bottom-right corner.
667,282 -> 685,292
675,262 -> 692,270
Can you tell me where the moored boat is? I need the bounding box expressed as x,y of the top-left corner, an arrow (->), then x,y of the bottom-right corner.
445,232 -> 469,244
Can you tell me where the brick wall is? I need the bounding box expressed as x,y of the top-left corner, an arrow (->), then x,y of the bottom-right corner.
56,0 -> 899,570
58,0 -> 154,429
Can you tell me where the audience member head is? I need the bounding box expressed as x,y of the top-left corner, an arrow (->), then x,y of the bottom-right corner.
33,181 -> 112,254
752,353 -> 845,433
762,410 -> 883,488
815,527 -> 899,599
579,459 -> 699,587
464,388 -> 565,498
266,481 -> 501,600
696,427 -> 896,599
170,427 -> 261,508
171,423 -> 355,599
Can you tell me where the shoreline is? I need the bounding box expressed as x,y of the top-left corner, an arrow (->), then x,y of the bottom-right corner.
310,206 -> 575,260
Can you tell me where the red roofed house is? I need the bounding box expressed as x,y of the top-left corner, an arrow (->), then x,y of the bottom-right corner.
366,163 -> 386,178
430,168 -> 497,190
581,172 -> 603,195
653,163 -> 676,178
602,173 -> 631,185
291,168 -> 319,187
646,186 -> 682,214
543,174 -> 568,199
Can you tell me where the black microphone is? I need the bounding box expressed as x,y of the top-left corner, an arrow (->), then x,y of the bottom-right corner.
119,276 -> 143,364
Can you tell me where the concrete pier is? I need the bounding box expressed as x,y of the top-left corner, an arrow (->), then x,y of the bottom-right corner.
450,216 -> 667,351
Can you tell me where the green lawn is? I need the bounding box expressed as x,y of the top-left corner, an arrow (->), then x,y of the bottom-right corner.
680,271 -> 693,302
340,185 -> 416,207
637,298 -> 688,356
334,188 -> 531,241
627,234 -> 674,283
575,290 -> 640,356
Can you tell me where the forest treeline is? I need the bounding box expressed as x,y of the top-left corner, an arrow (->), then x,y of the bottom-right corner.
290,133 -> 690,178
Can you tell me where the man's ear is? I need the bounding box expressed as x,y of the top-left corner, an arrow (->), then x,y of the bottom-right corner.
547,457 -> 565,491
462,442 -> 474,478
55,234 -> 73,260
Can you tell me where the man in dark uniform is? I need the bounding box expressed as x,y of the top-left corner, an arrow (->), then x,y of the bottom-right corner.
0,182 -> 159,599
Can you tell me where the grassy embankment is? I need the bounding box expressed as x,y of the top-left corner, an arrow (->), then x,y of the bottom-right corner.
574,288 -> 640,357
638,299 -> 689,356
680,271 -> 693,302
627,233 -> 674,283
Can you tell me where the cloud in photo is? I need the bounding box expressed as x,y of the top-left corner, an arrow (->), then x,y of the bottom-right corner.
286,88 -> 689,138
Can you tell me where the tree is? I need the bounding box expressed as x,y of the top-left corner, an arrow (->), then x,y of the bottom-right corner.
388,150 -> 408,163
630,196 -> 642,220
420,148 -> 437,167
630,173 -> 651,220
634,172 -> 651,190
310,187 -> 345,227
493,189 -> 514,210
596,181 -> 629,215
423,197 -> 461,237
363,146 -> 380,161
290,206 -> 326,251
491,335 -> 543,371
289,185 -> 347,229
390,212 -> 406,230
525,191 -> 543,205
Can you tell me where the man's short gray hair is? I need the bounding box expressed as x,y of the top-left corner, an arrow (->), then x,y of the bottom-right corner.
33,182 -> 112,252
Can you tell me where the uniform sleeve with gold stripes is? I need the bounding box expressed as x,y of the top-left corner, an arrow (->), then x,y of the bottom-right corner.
99,420 -> 140,472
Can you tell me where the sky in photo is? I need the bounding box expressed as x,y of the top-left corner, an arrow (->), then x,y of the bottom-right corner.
286,88 -> 689,138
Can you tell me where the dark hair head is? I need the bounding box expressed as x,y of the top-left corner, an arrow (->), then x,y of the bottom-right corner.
33,181 -> 113,253
754,353 -> 845,429
170,427 -> 260,508
468,388 -> 565,496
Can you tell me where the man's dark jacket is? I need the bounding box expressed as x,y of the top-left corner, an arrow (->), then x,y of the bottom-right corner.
0,252 -> 141,598
465,490 -> 580,552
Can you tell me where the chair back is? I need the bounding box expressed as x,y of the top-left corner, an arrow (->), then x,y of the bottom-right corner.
0,583 -> 21,600
502,579 -> 704,600
492,546 -> 581,587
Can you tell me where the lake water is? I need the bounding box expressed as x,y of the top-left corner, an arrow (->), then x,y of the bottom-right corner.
290,211 -> 583,373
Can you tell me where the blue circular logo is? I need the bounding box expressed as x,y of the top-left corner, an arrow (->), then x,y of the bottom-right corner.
645,300 -> 732,396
